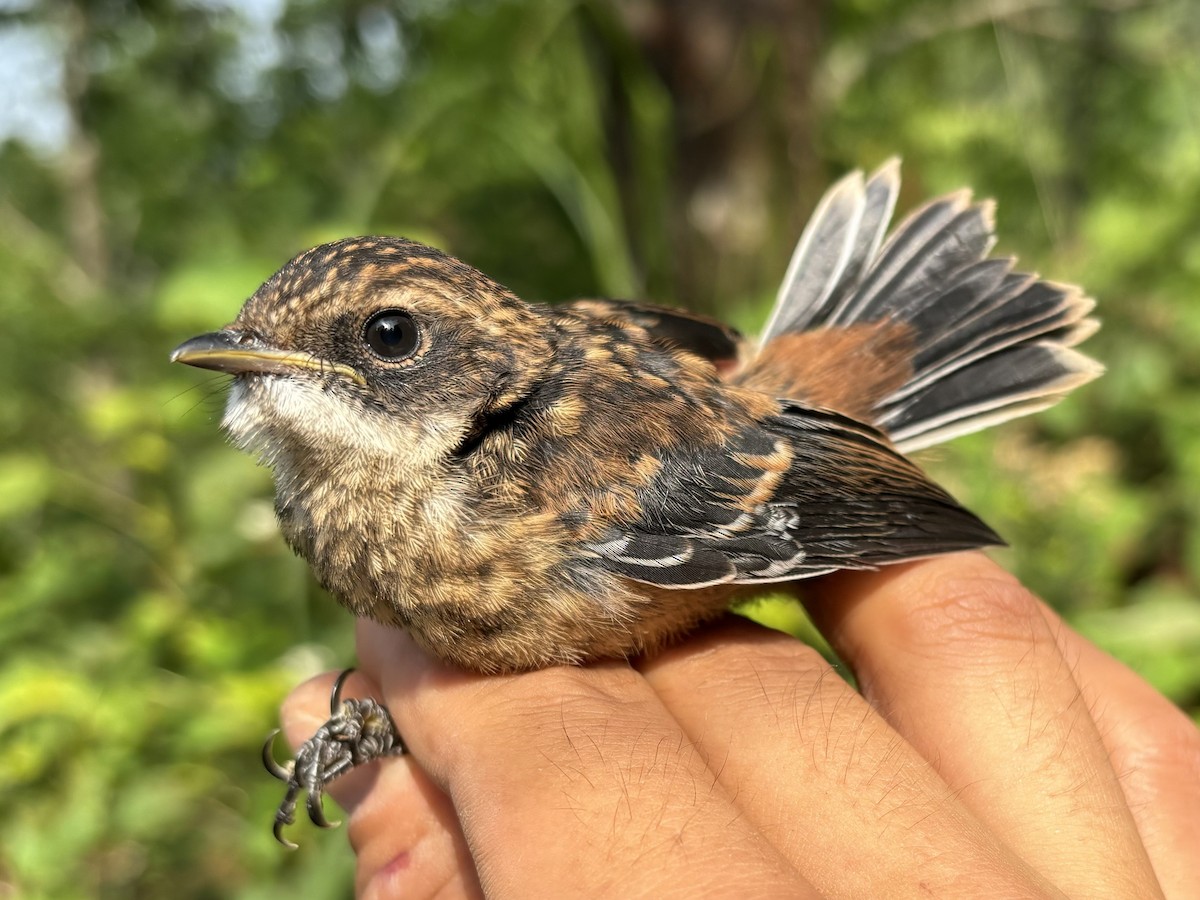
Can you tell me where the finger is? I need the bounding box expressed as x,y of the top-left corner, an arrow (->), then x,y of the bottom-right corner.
637,616 -> 1054,898
1037,603 -> 1200,898
804,553 -> 1162,899
281,672 -> 482,899
354,619 -> 816,899
346,754 -> 482,900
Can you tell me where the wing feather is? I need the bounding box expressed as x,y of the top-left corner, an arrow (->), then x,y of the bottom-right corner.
585,403 -> 1002,589
564,298 -> 745,368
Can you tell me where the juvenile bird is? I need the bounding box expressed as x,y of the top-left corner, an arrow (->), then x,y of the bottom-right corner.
172,160 -> 1101,842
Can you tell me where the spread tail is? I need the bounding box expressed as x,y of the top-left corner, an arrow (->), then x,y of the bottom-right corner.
740,159 -> 1102,453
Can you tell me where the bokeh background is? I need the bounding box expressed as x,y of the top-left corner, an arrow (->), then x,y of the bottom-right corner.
1,0 -> 1198,896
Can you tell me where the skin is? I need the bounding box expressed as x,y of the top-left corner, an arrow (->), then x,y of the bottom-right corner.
281,553 -> 1200,900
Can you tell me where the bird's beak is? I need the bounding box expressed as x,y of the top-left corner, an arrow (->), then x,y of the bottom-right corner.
170,331 -> 366,385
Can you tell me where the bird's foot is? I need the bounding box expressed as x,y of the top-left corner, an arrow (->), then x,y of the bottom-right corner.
262,668 -> 405,848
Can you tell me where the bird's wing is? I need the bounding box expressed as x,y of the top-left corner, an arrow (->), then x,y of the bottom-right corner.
563,298 -> 746,369
583,402 -> 1002,589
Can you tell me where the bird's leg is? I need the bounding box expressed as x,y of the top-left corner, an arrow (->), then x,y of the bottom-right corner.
262,668 -> 406,848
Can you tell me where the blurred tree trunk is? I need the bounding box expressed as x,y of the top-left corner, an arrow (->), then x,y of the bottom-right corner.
607,0 -> 825,312
59,1 -> 109,292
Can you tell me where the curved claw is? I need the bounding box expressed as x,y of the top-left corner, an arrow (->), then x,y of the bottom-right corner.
330,667 -> 356,713
262,729 -> 293,782
274,818 -> 299,850
306,789 -> 341,830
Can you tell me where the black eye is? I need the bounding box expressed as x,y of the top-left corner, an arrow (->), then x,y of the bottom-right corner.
363,309 -> 419,360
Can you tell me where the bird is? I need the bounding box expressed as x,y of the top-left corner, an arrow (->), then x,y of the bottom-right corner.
171,159 -> 1102,842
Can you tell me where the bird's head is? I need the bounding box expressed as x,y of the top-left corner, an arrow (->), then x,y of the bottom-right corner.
171,236 -> 552,469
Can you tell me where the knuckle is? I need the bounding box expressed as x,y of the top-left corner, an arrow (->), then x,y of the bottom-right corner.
662,634 -> 847,731
726,642 -> 837,708
474,669 -> 711,820
706,642 -> 892,783
661,633 -> 856,736
886,558 -> 1048,655
665,626 -> 834,688
483,665 -> 653,751
1112,703 -> 1200,790
404,666 -> 652,782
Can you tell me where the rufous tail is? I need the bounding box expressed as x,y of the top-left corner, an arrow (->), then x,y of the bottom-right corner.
736,160 -> 1102,453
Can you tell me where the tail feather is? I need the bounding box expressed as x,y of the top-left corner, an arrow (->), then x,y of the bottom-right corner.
900,276 -> 1094,401
763,158 -> 900,338
835,196 -> 995,327
900,260 -> 1019,368
762,171 -> 866,339
880,344 -> 1103,451
821,159 -> 901,326
754,161 -> 1102,452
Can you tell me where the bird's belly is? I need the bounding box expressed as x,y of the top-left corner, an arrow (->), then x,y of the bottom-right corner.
276,484 -> 740,673
392,566 -> 741,674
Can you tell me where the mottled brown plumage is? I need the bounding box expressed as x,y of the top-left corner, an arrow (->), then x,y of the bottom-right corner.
171,161 -> 1102,841
175,238 -> 989,671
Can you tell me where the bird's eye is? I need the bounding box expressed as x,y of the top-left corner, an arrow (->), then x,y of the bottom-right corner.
363,309 -> 419,360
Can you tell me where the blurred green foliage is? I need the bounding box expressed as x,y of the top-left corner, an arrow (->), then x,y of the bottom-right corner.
0,0 -> 1197,896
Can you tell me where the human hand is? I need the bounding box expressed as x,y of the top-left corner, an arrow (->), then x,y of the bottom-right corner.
281,552 -> 1199,898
